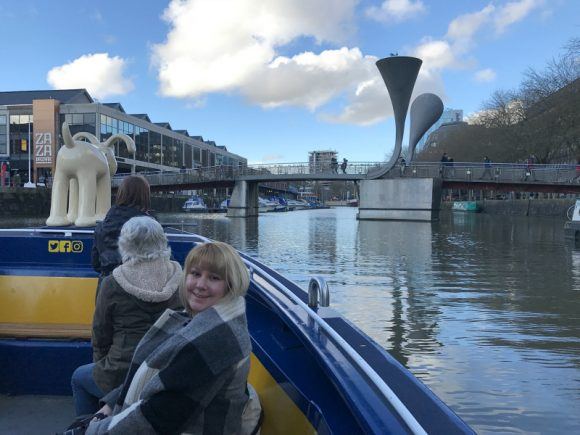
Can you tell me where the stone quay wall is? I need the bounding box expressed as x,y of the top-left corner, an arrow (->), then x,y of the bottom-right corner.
0,188 -> 189,218
0,189 -> 575,219
442,198 -> 574,217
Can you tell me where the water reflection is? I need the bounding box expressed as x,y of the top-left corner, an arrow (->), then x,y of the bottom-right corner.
354,220 -> 440,367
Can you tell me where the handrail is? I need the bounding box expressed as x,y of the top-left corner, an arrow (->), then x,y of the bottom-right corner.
0,228 -> 95,235
308,276 -> 330,308
241,256 -> 428,435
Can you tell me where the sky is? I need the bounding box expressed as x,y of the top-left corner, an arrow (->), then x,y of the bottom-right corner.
0,0 -> 577,164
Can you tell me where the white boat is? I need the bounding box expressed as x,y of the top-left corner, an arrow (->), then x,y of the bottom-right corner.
287,199 -> 309,210
182,195 -> 208,212
259,197 -> 285,212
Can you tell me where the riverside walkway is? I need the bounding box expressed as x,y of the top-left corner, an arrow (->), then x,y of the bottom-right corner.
111,161 -> 580,194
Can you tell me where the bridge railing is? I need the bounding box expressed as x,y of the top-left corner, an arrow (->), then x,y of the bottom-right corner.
397,162 -> 578,185
109,161 -> 579,188
111,161 -> 385,187
242,161 -> 383,176
111,165 -> 240,187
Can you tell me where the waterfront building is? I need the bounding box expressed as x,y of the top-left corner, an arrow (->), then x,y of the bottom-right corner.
308,150 -> 337,173
0,89 -> 247,183
415,108 -> 464,152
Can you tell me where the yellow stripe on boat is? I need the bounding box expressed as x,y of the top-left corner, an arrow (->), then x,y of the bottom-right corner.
0,276 -> 97,337
249,354 -> 315,434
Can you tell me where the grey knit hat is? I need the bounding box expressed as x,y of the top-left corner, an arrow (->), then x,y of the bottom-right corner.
118,216 -> 171,264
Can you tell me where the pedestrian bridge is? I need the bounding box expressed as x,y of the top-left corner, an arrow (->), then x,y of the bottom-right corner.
112,161 -> 580,194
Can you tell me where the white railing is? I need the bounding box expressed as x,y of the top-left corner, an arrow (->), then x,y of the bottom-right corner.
85,161 -> 580,188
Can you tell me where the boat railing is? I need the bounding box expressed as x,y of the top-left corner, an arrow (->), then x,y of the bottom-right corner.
241,255 -> 428,435
308,276 -> 330,308
0,228 -> 96,235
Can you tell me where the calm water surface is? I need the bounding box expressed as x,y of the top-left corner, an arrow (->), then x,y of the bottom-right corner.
7,209 -> 580,434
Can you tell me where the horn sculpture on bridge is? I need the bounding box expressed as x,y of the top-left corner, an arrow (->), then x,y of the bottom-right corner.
368,56 -> 443,178
408,93 -> 443,162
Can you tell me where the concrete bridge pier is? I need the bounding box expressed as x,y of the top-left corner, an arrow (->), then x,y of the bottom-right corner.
357,178 -> 442,221
227,181 -> 259,218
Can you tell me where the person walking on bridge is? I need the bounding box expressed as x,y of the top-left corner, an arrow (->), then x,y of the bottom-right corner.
331,156 -> 338,174
480,156 -> 492,180
440,153 -> 448,176
523,156 -> 536,181
399,157 -> 407,176
341,158 -> 348,174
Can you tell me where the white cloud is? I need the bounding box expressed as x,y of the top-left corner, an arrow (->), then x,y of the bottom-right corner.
242,47 -> 376,110
322,63 -> 445,126
413,39 -> 461,70
321,77 -> 389,125
149,0 -> 544,127
474,68 -> 496,82
152,0 -> 357,100
365,0 -> 426,23
446,4 -> 495,48
409,1 -> 543,87
47,53 -> 134,99
494,0 -> 543,34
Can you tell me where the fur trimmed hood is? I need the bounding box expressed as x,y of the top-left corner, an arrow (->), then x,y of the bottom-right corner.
112,258 -> 182,302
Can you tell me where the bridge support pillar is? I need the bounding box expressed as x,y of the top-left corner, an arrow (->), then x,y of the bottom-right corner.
357,178 -> 442,221
227,181 -> 259,218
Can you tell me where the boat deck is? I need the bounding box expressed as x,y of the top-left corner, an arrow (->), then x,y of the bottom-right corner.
0,395 -> 74,434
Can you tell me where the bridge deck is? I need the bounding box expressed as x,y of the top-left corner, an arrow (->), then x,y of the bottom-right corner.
107,161 -> 580,194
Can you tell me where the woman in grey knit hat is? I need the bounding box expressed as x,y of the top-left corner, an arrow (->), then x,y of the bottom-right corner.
72,216 -> 182,416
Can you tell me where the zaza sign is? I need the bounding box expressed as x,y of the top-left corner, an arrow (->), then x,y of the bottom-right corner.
34,132 -> 53,165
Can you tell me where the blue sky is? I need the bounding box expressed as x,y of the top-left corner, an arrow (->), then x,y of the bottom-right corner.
0,0 -> 577,163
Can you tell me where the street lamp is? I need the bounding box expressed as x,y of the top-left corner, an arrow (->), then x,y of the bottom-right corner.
23,117 -> 36,188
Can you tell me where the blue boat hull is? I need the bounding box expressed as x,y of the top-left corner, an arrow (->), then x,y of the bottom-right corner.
0,228 -> 474,434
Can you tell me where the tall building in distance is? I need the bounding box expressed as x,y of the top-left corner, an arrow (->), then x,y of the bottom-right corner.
415,108 -> 464,153
308,150 -> 337,173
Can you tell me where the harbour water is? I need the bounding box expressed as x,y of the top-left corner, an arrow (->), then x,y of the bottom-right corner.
2,208 -> 579,433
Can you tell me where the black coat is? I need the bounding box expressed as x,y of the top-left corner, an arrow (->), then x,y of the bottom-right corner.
91,205 -> 148,276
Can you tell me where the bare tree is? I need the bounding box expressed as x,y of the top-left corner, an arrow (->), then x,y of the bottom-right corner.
520,37 -> 580,106
475,89 -> 525,128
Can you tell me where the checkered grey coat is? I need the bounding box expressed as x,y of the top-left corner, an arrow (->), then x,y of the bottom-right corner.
86,296 -> 251,434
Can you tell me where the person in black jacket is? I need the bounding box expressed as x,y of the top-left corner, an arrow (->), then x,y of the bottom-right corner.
91,175 -> 151,295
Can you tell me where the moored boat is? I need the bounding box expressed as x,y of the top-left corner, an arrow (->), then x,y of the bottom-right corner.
182,195 -> 208,212
0,226 -> 474,434
452,201 -> 481,213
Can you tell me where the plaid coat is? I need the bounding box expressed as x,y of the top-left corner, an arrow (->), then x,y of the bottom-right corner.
86,296 -> 251,435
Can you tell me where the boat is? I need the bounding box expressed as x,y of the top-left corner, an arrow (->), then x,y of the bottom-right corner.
286,199 -> 309,210
182,195 -> 208,212
269,196 -> 289,212
451,201 -> 481,213
258,197 -> 275,213
0,225 -> 474,434
220,198 -> 230,210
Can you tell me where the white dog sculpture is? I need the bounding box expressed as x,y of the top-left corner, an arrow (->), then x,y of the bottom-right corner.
46,122 -> 135,227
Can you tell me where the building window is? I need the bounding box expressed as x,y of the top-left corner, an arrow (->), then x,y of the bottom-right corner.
150,131 -> 161,165
0,115 -> 7,154
135,127 -> 149,163
184,142 -> 192,168
9,114 -> 33,157
193,147 -> 201,165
